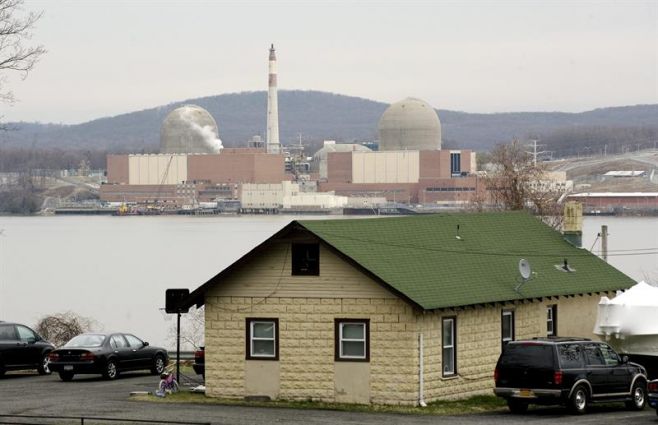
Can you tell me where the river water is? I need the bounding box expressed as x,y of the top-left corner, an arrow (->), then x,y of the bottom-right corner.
0,215 -> 656,348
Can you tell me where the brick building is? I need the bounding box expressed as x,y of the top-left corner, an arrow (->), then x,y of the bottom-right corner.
181,213 -> 634,405
318,149 -> 484,204
100,149 -> 286,205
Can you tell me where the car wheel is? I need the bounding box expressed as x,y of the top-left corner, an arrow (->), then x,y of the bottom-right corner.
103,359 -> 119,380
151,354 -> 165,375
37,353 -> 51,375
568,385 -> 588,415
58,371 -> 74,382
625,380 -> 646,410
507,399 -> 529,414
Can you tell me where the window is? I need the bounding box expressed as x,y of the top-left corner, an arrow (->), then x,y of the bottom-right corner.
110,335 -> 128,349
558,343 -> 584,369
292,243 -> 320,276
501,310 -> 514,348
499,344 -> 554,368
450,153 -> 461,176
246,318 -> 279,360
442,317 -> 456,376
16,325 -> 37,343
583,343 -> 605,366
0,325 -> 16,341
124,334 -> 144,348
335,319 -> 369,361
547,305 -> 557,336
600,344 -> 621,366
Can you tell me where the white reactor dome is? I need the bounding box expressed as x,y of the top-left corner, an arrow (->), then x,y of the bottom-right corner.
378,97 -> 441,151
160,105 -> 223,154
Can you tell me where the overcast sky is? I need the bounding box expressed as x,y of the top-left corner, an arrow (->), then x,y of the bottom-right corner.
2,0 -> 656,124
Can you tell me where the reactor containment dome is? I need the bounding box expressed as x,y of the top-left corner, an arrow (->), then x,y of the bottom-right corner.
378,97 -> 441,151
160,105 -> 223,154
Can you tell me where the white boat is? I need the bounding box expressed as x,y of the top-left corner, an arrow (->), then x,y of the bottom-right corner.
594,281 -> 658,377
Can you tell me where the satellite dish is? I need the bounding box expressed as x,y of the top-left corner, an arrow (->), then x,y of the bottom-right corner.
519,259 -> 532,280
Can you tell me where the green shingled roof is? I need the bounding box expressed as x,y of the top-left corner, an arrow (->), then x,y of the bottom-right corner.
298,212 -> 635,310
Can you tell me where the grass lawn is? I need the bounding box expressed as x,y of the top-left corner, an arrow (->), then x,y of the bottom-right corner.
131,391 -> 507,416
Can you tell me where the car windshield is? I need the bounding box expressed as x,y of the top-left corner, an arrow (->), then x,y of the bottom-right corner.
500,343 -> 554,368
64,334 -> 106,347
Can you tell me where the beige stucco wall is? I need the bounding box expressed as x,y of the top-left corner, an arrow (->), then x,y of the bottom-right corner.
203,238 -> 616,405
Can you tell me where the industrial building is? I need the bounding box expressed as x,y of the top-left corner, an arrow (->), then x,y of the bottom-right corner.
567,192 -> 658,214
100,46 -> 485,211
314,96 -> 480,204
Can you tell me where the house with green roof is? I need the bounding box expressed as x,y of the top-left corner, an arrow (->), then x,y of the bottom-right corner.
182,212 -> 635,405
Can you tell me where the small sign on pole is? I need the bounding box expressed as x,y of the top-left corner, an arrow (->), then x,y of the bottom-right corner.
165,288 -> 190,384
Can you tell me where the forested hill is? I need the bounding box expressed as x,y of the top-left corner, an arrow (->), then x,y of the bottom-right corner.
1,90 -> 656,156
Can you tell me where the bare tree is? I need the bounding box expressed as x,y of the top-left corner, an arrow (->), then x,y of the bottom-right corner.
484,139 -> 565,229
0,0 -> 45,105
35,311 -> 98,348
167,306 -> 205,350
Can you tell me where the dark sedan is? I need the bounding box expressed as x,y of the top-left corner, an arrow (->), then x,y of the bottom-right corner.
0,321 -> 54,376
48,333 -> 168,381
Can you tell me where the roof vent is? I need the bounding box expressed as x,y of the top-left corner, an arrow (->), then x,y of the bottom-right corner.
555,258 -> 576,273
455,224 -> 463,240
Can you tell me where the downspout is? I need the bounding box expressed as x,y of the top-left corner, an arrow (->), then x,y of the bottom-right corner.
419,332 -> 427,407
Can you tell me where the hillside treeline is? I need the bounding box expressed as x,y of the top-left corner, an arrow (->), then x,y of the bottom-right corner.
543,126 -> 658,158
1,91 -> 655,153
0,148 -> 108,172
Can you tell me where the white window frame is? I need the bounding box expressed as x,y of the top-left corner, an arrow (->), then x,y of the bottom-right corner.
338,322 -> 367,360
249,320 -> 277,359
442,317 -> 456,376
502,310 -> 514,346
547,305 -> 556,336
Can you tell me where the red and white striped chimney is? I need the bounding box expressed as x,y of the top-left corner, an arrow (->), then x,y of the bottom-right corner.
266,44 -> 280,154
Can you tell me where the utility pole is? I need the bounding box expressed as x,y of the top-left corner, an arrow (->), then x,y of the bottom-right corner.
526,139 -> 549,165
601,225 -> 608,262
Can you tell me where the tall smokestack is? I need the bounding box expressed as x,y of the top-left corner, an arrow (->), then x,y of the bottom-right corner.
266,44 -> 280,154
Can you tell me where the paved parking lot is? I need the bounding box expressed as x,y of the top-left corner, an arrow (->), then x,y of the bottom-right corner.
0,371 -> 656,424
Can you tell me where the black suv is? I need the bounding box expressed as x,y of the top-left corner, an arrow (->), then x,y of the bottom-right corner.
494,338 -> 647,414
0,321 -> 54,376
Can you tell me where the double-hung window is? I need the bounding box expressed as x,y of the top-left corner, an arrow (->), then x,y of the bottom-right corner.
246,318 -> 279,360
502,310 -> 515,348
547,305 -> 557,336
442,317 -> 456,376
335,319 -> 369,361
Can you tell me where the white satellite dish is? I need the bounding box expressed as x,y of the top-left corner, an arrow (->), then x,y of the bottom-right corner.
519,259 -> 532,280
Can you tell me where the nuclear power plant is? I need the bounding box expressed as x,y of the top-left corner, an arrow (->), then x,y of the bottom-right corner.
100,45 -> 482,213
160,105 -> 222,154
378,97 -> 442,151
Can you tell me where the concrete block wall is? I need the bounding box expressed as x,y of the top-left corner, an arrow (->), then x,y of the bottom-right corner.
418,294 -> 608,402
205,295 -> 419,405
204,274 -> 611,405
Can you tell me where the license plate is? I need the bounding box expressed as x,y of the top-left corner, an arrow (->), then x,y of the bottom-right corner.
64,365 -> 74,371
519,389 -> 534,397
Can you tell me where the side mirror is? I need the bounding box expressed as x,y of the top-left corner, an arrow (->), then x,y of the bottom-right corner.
27,337 -> 36,344
622,355 -> 629,364
143,341 -> 149,347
